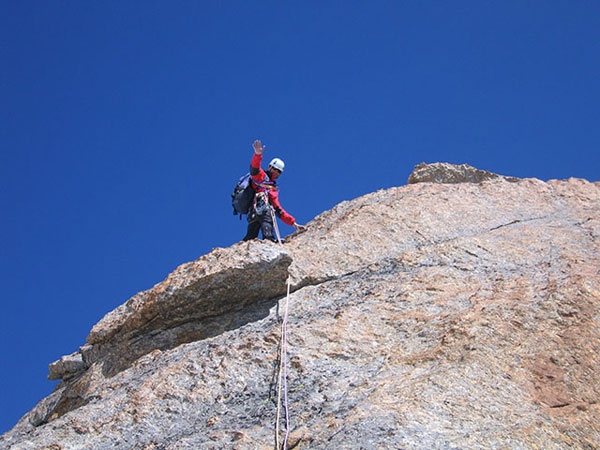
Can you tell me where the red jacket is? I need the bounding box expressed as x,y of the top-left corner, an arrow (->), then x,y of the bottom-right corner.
249,153 -> 295,226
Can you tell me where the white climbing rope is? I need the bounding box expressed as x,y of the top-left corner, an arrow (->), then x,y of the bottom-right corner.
276,279 -> 291,449
269,200 -> 283,246
270,205 -> 291,449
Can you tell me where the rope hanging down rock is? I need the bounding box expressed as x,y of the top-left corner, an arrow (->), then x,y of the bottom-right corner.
270,205 -> 291,449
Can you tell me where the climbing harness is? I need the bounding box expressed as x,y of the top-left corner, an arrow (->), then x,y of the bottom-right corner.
270,204 -> 291,449
254,191 -> 271,217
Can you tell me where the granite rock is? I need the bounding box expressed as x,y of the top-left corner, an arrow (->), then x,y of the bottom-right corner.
407,161 -> 520,184
2,163 -> 599,449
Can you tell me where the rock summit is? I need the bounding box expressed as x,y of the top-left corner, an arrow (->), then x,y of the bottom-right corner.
2,163 -> 599,449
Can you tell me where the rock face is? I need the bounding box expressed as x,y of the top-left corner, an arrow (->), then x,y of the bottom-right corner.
407,161 -> 520,184
2,163 -> 599,449
53,243 -> 292,380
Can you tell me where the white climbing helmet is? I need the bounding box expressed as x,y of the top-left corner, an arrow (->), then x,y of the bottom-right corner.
269,157 -> 285,172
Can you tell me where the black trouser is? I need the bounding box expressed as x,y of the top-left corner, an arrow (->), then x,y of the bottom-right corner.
243,200 -> 276,242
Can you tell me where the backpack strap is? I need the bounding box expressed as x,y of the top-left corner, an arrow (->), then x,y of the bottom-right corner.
252,175 -> 277,191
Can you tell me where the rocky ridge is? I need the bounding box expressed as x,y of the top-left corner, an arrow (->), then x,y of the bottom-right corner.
2,162 -> 599,449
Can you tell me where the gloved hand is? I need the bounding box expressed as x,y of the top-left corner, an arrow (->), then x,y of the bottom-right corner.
253,139 -> 265,155
293,223 -> 306,232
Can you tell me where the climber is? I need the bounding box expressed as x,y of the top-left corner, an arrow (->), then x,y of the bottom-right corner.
242,139 -> 305,242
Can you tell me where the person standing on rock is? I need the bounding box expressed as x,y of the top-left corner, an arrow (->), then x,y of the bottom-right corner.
243,139 -> 304,242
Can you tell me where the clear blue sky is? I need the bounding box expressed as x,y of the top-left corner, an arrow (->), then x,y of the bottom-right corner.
1,1 -> 599,433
